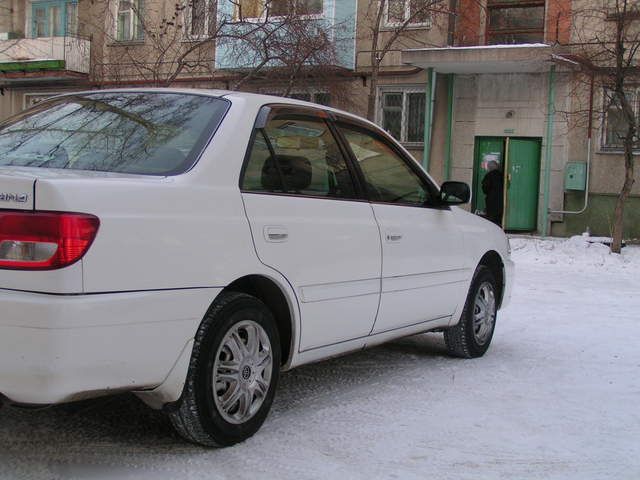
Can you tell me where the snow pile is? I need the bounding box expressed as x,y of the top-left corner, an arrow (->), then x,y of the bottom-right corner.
510,235 -> 640,273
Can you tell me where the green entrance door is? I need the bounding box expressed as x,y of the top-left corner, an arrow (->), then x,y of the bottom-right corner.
505,138 -> 541,231
472,137 -> 505,215
473,137 -> 541,231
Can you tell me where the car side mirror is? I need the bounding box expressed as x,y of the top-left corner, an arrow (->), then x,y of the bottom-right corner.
439,181 -> 470,205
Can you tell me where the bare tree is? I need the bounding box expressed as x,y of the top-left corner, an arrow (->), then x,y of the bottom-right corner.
226,7 -> 345,99
567,0 -> 639,253
88,0 -> 342,98
89,1 -> 225,86
363,0 -> 449,120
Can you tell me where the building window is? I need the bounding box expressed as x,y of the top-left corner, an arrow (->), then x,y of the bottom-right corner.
188,0 -> 217,38
235,0 -> 323,20
486,0 -> 545,45
269,0 -> 322,16
602,89 -> 639,150
116,0 -> 144,42
24,92 -> 63,110
378,88 -> 425,144
384,0 -> 431,27
235,0 -> 264,20
66,2 -> 78,35
31,1 -> 78,38
289,92 -> 331,106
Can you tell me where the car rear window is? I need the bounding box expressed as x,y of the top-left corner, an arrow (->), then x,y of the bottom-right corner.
0,92 -> 230,175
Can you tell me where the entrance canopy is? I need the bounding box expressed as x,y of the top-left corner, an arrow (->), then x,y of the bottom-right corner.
402,44 -> 562,74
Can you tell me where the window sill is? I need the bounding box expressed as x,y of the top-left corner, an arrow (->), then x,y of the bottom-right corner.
232,13 -> 324,23
109,40 -> 145,47
597,148 -> 640,155
181,37 -> 215,43
401,142 -> 425,149
381,22 -> 431,31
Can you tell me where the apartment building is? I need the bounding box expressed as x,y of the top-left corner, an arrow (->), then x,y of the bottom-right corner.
339,0 -> 638,238
402,0 -> 639,238
0,0 -> 91,113
401,0 -> 575,235
0,0 -> 637,238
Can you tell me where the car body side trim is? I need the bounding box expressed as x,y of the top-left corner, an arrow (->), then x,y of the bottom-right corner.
381,268 -> 470,294
0,285 -> 223,297
296,314 -> 450,355
299,278 -> 380,303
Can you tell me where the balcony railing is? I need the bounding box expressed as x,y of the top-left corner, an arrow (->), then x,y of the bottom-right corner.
0,35 -> 90,74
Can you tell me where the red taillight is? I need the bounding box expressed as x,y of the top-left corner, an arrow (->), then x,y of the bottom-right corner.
0,211 -> 99,270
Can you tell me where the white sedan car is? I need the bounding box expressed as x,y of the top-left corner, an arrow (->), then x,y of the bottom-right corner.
0,89 -> 513,446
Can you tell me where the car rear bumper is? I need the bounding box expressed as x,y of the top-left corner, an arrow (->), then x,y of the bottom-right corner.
0,287 -> 220,405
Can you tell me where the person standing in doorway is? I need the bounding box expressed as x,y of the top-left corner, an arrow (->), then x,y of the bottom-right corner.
482,160 -> 504,227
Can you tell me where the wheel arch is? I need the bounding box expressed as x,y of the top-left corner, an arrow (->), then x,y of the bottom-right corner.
223,274 -> 296,368
477,250 -> 505,308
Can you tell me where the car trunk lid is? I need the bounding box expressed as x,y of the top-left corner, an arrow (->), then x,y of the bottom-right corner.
0,169 -> 35,210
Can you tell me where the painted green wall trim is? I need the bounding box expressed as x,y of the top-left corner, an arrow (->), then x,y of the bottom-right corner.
443,74 -> 455,181
0,60 -> 66,72
422,68 -> 435,172
552,192 -> 640,239
542,65 -> 556,236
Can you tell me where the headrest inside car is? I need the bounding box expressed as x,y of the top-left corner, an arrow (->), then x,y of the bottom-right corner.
262,155 -> 312,192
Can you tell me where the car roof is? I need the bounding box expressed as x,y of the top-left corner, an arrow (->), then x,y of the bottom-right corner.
49,87 -> 380,131
35,87 -> 440,187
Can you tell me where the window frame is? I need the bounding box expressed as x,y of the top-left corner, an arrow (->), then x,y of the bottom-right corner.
30,0 -> 78,38
486,0 -> 545,45
600,87 -> 640,152
332,115 -> 443,209
377,86 -> 426,146
116,0 -> 144,43
23,91 -> 65,110
383,0 -> 432,29
184,0 -> 217,40
287,91 -> 332,106
240,103 -> 444,208
234,0 -> 324,22
239,104 -> 367,202
1,90 -> 232,176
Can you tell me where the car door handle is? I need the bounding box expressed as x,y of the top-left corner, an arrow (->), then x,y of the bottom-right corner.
386,233 -> 403,242
264,226 -> 288,242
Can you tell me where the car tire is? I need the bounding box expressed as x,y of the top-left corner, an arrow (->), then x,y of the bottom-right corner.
168,291 -> 280,447
444,266 -> 498,359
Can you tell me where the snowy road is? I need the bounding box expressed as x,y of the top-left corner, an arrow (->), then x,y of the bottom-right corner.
1,237 -> 639,480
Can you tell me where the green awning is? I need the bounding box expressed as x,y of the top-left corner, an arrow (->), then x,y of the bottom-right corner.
0,60 -> 66,72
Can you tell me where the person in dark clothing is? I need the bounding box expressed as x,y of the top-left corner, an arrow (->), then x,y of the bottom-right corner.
482,160 -> 504,227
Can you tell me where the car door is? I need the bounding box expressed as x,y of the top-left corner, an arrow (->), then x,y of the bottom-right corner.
335,121 -> 470,334
240,106 -> 382,351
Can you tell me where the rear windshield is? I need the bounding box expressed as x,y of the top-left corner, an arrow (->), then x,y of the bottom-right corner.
0,92 -> 230,175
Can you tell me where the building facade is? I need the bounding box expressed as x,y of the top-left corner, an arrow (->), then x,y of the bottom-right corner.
0,0 -> 637,238
0,0 -> 92,113
405,0 -> 639,238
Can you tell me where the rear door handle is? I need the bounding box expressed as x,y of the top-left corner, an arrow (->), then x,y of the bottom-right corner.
386,233 -> 403,242
264,226 -> 288,242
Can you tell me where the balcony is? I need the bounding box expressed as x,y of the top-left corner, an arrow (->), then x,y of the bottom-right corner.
0,35 -> 91,84
214,0 -> 357,72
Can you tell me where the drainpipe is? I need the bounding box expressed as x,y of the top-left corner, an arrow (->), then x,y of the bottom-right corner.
423,68 -> 436,172
549,73 -> 594,216
542,65 -> 556,236
443,74 -> 455,181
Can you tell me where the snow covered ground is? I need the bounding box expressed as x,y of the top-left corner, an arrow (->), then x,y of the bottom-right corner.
1,236 -> 639,480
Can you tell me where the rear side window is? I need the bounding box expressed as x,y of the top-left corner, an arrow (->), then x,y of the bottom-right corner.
241,114 -> 358,200
0,92 -> 230,175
